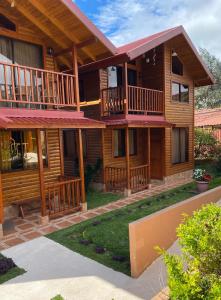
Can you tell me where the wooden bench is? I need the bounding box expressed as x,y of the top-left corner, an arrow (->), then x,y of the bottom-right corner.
12,197 -> 41,219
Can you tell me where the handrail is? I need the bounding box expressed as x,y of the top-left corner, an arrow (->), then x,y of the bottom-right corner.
0,61 -> 78,109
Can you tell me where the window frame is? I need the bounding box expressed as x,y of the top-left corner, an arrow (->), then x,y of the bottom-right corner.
171,127 -> 189,165
0,129 -> 49,173
172,81 -> 189,103
113,129 -> 126,158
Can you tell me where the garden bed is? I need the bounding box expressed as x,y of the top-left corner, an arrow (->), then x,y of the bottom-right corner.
48,179 -> 221,276
0,254 -> 25,284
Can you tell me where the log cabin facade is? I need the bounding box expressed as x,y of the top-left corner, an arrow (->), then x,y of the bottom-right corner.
0,1 -> 214,237
79,26 -> 214,195
0,0 -> 117,236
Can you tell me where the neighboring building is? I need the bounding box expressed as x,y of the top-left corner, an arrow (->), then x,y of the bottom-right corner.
80,26 -> 214,195
195,108 -> 221,143
0,0 -> 116,235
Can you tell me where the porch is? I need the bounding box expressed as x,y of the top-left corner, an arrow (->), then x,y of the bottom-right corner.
103,126 -> 165,195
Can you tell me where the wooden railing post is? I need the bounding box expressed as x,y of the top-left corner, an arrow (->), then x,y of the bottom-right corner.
0,172 -> 4,238
72,44 -> 80,111
125,127 -> 131,196
77,129 -> 86,210
123,62 -> 128,115
37,129 -> 48,224
148,128 -> 151,187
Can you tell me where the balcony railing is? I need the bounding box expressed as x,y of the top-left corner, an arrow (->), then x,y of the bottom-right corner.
105,164 -> 150,193
101,85 -> 164,116
0,61 -> 78,109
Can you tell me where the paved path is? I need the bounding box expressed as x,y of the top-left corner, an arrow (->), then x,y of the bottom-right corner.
0,236 -> 180,300
0,178 -> 192,250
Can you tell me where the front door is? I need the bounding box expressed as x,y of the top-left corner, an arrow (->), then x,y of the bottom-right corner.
150,128 -> 164,179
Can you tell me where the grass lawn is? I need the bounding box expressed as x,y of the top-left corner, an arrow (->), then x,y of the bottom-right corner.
49,179 -> 221,276
86,189 -> 122,210
0,254 -> 25,284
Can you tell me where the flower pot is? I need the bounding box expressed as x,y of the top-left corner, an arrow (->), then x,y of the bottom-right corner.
196,181 -> 209,193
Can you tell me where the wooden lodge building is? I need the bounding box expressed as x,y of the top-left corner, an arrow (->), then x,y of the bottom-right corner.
0,1 -> 213,236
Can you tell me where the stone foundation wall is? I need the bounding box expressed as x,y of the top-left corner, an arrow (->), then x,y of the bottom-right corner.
164,169 -> 193,185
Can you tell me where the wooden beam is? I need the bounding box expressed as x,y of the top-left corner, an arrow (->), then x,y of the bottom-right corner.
27,0 -> 96,62
54,38 -> 97,57
123,62 -> 128,115
7,0 -> 72,68
77,129 -> 86,206
59,129 -> 64,177
0,172 -> 3,225
72,45 -> 80,112
125,127 -> 130,191
37,129 -> 47,217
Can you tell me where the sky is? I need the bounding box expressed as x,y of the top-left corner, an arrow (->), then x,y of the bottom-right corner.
75,0 -> 221,59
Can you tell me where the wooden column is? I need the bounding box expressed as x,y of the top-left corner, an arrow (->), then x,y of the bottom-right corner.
37,129 -> 47,218
123,62 -> 128,115
72,44 -> 80,111
125,127 -> 130,194
59,129 -> 64,176
77,129 -> 86,208
147,128 -> 151,184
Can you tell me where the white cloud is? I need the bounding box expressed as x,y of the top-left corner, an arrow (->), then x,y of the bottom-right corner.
93,0 -> 221,59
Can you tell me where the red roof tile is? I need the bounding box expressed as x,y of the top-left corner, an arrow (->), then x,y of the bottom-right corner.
195,108 -> 221,127
0,108 -> 105,129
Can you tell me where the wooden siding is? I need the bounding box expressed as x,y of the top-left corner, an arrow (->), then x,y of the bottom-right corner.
103,128 -> 147,171
164,42 -> 194,176
2,129 -> 61,207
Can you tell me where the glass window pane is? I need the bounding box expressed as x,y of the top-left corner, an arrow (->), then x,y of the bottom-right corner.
40,131 -> 48,167
114,129 -> 125,157
23,130 -> 38,169
172,55 -> 183,75
180,84 -> 189,102
172,82 -> 180,101
172,128 -> 180,164
129,129 -> 137,155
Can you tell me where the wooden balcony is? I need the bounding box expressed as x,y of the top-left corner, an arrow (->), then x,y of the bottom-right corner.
105,164 -> 150,193
0,61 -> 78,110
45,177 -> 82,218
101,85 -> 164,116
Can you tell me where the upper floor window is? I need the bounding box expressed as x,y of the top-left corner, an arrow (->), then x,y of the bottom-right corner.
172,82 -> 189,103
0,130 -> 48,172
0,14 -> 16,32
172,127 -> 189,164
172,52 -> 183,76
108,66 -> 137,88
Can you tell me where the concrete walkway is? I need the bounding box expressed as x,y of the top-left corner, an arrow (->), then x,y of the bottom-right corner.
0,236 -> 180,300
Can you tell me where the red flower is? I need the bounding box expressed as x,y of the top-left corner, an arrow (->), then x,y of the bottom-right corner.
203,174 -> 212,182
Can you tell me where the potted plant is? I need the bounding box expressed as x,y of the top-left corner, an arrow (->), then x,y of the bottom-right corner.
193,169 -> 212,192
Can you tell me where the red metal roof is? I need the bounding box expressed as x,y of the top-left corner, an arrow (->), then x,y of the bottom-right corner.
0,108 -> 105,129
79,26 -> 214,86
195,108 -> 221,127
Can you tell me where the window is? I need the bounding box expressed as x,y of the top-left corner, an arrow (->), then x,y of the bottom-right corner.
0,130 -> 48,172
172,82 -> 189,103
0,14 -> 16,32
172,128 -> 189,164
172,54 -> 183,75
129,129 -> 137,155
113,129 -> 125,157
108,66 -> 137,88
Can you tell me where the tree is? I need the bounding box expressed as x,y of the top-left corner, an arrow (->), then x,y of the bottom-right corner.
195,48 -> 221,109
161,204 -> 221,300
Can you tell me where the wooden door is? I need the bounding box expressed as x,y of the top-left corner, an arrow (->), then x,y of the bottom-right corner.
150,128 -> 164,179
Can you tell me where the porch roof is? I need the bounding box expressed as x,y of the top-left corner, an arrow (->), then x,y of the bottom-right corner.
79,26 -> 214,87
103,115 -> 173,128
0,108 -> 105,129
0,0 -> 117,66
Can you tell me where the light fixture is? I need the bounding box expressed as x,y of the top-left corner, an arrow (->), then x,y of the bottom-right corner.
172,50 -> 178,57
11,0 -> 15,7
47,47 -> 54,56
146,57 -> 150,63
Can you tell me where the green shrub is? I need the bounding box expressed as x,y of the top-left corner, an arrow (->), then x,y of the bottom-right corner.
194,128 -> 219,159
85,158 -> 102,191
161,204 -> 221,300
